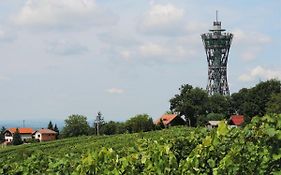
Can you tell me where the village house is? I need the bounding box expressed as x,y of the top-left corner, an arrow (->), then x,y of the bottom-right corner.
33,128 -> 57,142
154,114 -> 186,127
4,128 -> 34,143
229,115 -> 245,127
207,115 -> 245,129
207,120 -> 221,129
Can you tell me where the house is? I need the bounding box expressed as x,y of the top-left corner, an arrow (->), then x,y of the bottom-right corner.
4,128 -> 34,143
207,121 -> 221,129
33,128 -> 57,142
229,115 -> 244,127
154,114 -> 186,127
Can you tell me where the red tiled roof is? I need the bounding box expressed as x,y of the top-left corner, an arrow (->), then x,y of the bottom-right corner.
230,115 -> 244,126
35,128 -> 57,134
154,114 -> 178,125
8,128 -> 34,134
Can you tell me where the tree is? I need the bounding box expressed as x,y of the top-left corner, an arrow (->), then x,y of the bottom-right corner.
0,128 -> 5,143
231,79 -> 281,119
48,121 -> 54,130
251,79 -> 280,115
100,121 -> 118,135
12,128 -> 23,145
61,114 -> 90,138
53,124 -> 59,139
125,114 -> 154,133
266,93 -> 281,114
0,126 -> 6,143
170,84 -> 208,126
207,94 -> 231,116
206,113 -> 225,121
230,88 -> 251,115
1,126 -> 6,133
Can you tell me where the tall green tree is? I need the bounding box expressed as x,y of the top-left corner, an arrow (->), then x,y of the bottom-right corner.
0,129 -> 4,143
12,128 -> 23,145
1,126 -> 6,133
0,126 -> 6,143
61,114 -> 90,138
48,121 -> 54,130
170,84 -> 208,126
266,93 -> 281,114
53,124 -> 59,138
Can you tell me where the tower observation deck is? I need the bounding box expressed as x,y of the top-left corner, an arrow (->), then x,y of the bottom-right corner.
201,11 -> 233,95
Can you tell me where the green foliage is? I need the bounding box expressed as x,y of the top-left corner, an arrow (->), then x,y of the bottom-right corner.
53,124 -> 59,139
61,114 -> 90,138
12,128 -> 23,145
0,126 -> 5,143
231,79 -> 281,118
125,114 -> 155,133
0,133 -> 4,144
207,113 -> 225,121
0,114 -> 280,174
266,93 -> 281,114
170,84 -> 208,126
1,126 -> 6,133
100,121 -> 120,135
207,94 -> 231,116
47,121 -> 54,130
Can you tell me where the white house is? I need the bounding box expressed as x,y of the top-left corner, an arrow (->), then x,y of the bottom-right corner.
4,128 -> 34,143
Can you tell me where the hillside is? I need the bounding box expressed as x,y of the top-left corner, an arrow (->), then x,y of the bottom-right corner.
1,114 -> 280,174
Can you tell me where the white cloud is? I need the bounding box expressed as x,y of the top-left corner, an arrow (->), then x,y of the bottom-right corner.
13,0 -> 117,29
143,4 -> 183,27
138,4 -> 185,35
137,42 -> 197,63
139,43 -> 167,57
0,28 -> 16,43
232,29 -> 272,61
119,50 -> 131,60
107,88 -> 124,94
46,39 -> 88,56
239,66 -> 281,82
240,47 -> 261,61
234,29 -> 271,44
0,75 -> 10,81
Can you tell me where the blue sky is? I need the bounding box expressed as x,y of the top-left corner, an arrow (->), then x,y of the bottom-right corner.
0,0 -> 280,124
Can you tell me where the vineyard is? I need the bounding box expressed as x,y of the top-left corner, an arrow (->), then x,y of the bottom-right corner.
0,114 -> 280,174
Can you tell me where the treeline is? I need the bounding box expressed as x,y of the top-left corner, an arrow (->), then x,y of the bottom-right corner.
170,79 -> 281,126
60,79 -> 280,138
60,114 -> 156,138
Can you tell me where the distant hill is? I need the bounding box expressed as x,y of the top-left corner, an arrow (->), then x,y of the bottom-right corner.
0,119 -> 64,130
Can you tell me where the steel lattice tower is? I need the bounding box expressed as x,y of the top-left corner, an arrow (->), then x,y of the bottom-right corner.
201,11 -> 233,96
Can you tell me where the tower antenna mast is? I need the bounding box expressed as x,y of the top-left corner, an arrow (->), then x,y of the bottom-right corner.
216,10 -> 218,22
201,11 -> 233,95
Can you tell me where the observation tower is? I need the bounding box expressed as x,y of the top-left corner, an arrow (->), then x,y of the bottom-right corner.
201,11 -> 233,95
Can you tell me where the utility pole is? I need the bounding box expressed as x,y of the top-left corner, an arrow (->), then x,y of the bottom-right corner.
95,112 -> 103,135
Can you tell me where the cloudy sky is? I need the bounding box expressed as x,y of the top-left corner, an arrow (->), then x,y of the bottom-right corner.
0,0 -> 280,123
